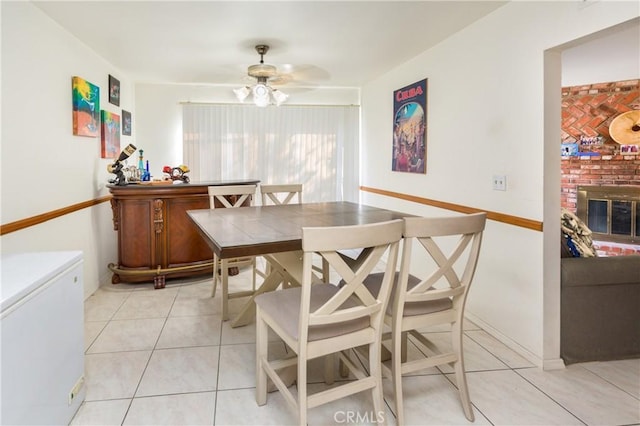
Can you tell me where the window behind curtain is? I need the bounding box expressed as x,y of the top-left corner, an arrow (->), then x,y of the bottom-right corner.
182,104 -> 360,203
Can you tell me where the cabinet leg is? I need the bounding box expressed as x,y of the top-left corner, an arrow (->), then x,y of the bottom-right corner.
153,275 -> 166,289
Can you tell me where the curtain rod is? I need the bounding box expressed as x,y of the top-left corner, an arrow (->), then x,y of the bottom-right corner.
178,101 -> 360,108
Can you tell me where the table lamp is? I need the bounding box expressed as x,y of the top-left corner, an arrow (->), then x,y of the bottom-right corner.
107,144 -> 137,185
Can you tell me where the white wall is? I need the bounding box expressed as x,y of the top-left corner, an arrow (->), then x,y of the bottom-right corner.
135,84 -> 359,178
1,2 -> 136,298
562,19 -> 639,86
360,1 -> 638,367
0,1 -> 359,296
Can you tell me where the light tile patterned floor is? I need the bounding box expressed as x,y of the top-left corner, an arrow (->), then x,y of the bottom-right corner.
73,269 -> 640,425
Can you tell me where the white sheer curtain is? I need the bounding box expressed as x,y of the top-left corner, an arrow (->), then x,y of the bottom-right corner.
183,104 -> 360,203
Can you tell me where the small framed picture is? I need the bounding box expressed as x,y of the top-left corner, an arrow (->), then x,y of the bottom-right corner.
108,74 -> 120,106
122,110 -> 132,135
620,144 -> 639,154
561,143 -> 579,157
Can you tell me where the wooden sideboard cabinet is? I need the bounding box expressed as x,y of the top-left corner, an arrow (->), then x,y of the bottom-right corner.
108,180 -> 259,288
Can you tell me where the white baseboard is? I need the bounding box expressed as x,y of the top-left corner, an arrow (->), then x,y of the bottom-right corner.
542,358 -> 566,370
466,312 -> 565,370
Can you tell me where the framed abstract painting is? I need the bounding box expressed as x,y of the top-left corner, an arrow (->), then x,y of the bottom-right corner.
392,79 -> 427,174
122,110 -> 132,135
72,76 -> 100,137
109,74 -> 120,106
101,110 -> 121,159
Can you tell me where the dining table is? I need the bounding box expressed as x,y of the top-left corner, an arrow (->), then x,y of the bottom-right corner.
187,201 -> 410,327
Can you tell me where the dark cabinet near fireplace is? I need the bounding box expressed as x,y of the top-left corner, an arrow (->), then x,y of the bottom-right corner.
108,180 -> 259,288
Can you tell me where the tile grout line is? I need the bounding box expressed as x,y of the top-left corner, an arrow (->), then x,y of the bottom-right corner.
579,363 -> 640,401
213,288 -> 225,426
119,288 -> 179,424
511,368 -> 588,426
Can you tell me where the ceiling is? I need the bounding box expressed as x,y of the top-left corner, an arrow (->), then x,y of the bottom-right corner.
33,1 -> 506,89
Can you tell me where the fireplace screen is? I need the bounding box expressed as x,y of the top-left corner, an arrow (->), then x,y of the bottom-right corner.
578,186 -> 640,244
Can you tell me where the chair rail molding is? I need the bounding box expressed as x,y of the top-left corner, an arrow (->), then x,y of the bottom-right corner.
360,186 -> 543,232
0,195 -> 113,236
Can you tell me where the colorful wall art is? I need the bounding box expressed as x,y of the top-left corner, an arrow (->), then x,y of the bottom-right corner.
101,110 -> 121,159
72,76 -> 100,137
392,79 -> 427,174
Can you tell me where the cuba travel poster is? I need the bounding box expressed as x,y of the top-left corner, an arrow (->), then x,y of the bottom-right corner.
392,79 -> 427,174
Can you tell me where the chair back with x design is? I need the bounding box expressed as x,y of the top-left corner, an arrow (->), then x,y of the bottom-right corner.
260,184 -> 303,206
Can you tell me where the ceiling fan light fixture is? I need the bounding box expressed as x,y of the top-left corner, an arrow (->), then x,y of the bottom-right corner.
233,86 -> 251,102
233,44 -> 289,107
272,89 -> 289,106
253,83 -> 271,107
253,83 -> 270,99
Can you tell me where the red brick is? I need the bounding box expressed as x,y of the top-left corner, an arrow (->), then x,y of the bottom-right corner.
562,117 -> 577,128
572,102 -> 588,113
588,116 -> 606,128
583,127 -> 599,137
620,92 -> 639,104
615,79 -> 639,87
591,82 -> 613,90
576,115 -> 592,128
589,93 -> 610,105
615,104 -> 633,113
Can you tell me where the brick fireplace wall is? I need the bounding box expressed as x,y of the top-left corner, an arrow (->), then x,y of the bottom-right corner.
561,156 -> 640,211
561,79 -> 639,151
560,79 -> 640,256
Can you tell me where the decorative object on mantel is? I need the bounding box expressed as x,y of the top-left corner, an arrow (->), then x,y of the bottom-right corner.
162,165 -> 191,183
108,74 -> 120,106
610,110 -> 640,145
233,45 -> 289,107
561,142 -> 579,157
579,135 -> 603,146
107,143 -> 136,186
137,149 -> 151,181
392,79 -> 427,174
71,76 -> 100,137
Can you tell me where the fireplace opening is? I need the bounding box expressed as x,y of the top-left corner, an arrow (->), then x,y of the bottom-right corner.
577,186 -> 640,245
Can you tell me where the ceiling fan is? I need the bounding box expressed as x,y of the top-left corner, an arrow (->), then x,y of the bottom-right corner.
234,44 -> 289,107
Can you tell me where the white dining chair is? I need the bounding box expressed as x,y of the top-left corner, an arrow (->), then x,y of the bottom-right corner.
260,183 -> 303,206
255,219 -> 403,425
208,184 -> 259,320
260,183 -> 330,284
362,213 -> 486,424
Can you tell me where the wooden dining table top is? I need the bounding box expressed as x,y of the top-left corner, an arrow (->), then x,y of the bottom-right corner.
187,201 -> 411,259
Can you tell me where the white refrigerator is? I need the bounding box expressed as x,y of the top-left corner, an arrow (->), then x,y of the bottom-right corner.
1,251 -> 85,425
